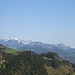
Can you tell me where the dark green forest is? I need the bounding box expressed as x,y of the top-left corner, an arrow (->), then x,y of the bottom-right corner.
0,44 -> 75,75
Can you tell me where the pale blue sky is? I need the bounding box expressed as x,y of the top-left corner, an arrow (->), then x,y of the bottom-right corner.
0,0 -> 75,47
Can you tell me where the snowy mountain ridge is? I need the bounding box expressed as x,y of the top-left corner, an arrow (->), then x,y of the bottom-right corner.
0,38 -> 72,49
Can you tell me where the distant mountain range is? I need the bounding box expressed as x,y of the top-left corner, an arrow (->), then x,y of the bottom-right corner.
0,38 -> 75,63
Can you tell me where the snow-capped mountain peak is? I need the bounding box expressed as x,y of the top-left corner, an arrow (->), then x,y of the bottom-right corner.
11,38 -> 19,40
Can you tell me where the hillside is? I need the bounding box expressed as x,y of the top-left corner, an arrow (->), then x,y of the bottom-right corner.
0,50 -> 75,75
42,52 -> 75,75
0,51 -> 48,75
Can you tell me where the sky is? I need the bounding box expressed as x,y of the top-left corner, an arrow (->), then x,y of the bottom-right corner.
0,0 -> 75,47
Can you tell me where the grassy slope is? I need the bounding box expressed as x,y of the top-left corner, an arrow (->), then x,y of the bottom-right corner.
2,49 -> 18,54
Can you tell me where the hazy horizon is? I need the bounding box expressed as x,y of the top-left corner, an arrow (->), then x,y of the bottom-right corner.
0,0 -> 75,47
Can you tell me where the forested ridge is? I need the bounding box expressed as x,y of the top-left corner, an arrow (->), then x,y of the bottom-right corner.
0,44 -> 75,75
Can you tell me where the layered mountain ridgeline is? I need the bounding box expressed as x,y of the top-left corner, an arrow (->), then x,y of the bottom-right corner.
0,38 -> 75,63
0,45 -> 75,75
